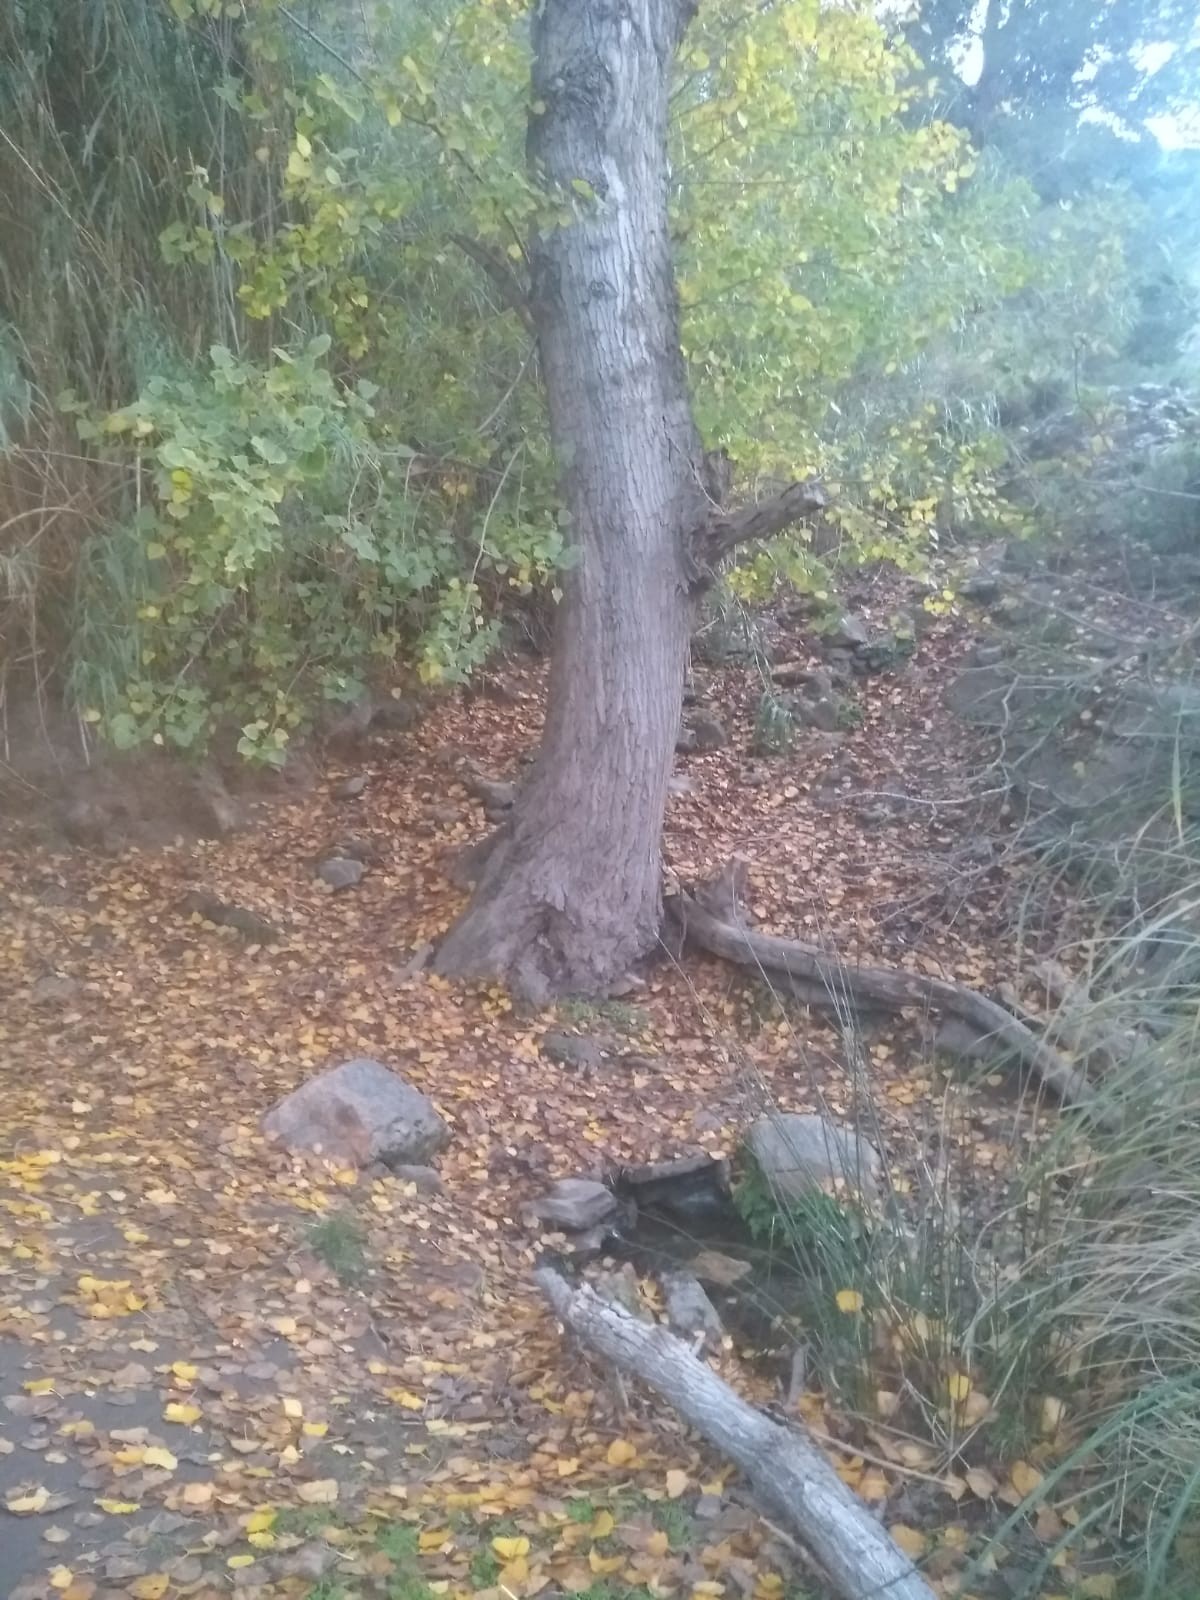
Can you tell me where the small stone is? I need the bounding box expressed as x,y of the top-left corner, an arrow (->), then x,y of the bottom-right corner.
532,1178 -> 617,1231
332,773 -> 368,800
690,1248 -> 752,1288
662,1270 -> 723,1347
669,776 -> 696,796
389,1164 -> 444,1194
689,712 -> 728,751
316,856 -> 365,891
826,613 -> 870,649
541,1031 -> 604,1072
30,973 -> 82,1007
262,1057 -> 450,1169
747,1111 -> 881,1201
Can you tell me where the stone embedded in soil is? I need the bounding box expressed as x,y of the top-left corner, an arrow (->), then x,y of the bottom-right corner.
540,1031 -> 604,1072
389,1163 -> 444,1194
747,1111 -> 881,1201
316,855 -> 365,890
531,1178 -> 617,1231
332,773 -> 368,800
29,972 -> 83,1007
262,1057 -> 449,1169
689,1248 -> 752,1288
662,1270 -> 724,1347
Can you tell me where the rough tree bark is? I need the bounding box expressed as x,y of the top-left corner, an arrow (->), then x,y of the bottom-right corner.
434,0 -> 822,999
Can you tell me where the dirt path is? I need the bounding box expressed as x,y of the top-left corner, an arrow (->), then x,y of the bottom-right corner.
1,595 -> 1033,1600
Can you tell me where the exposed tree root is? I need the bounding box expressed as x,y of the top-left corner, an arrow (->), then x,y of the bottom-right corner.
670,859 -> 1116,1126
536,1266 -> 937,1600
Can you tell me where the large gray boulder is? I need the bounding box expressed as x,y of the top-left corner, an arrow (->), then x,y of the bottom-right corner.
263,1058 -> 449,1169
747,1112 -> 880,1201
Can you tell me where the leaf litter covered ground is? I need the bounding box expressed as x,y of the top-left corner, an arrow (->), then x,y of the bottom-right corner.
1,586 -> 1076,1600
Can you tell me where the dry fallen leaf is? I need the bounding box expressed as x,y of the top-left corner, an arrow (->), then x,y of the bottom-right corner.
889,1524 -> 927,1559
297,1478 -> 339,1505
665,1468 -> 688,1499
606,1438 -> 637,1467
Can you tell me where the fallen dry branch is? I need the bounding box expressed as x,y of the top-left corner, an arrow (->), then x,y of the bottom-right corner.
671,862 -> 1113,1125
536,1266 -> 936,1600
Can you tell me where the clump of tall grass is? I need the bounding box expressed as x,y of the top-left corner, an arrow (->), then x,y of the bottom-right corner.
740,904 -> 1200,1595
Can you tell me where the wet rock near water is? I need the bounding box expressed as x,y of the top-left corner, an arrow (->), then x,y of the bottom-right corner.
662,1270 -> 724,1348
262,1057 -> 450,1170
747,1111 -> 881,1201
531,1178 -> 618,1232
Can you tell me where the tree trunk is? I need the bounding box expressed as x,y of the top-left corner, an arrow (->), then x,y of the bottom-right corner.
434,0 -> 706,999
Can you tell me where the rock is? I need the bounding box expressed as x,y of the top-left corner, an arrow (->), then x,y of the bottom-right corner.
332,773 -> 368,800
932,1015 -> 1016,1070
669,775 -> 696,796
689,1248 -> 752,1288
262,1058 -> 450,1169
532,1178 -> 617,1231
747,1112 -> 881,1201
316,856 -> 365,891
179,891 -> 281,944
30,972 -> 82,1006
960,569 -> 1006,605
791,694 -> 842,733
390,1163 -> 444,1194
825,613 -> 870,649
372,696 -> 419,732
662,1270 -> 724,1348
689,712 -> 728,751
541,1031 -> 604,1072
613,1153 -> 731,1224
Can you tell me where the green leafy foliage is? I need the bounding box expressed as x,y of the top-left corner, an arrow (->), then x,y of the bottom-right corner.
1,0 -> 1147,753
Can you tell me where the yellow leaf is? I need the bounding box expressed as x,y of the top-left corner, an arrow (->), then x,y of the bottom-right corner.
163,1401 -> 201,1425
7,1486 -> 50,1514
245,1508 -> 277,1535
96,1498 -> 139,1514
384,1484 -> 409,1499
419,1528 -> 451,1552
889,1524 -> 927,1558
835,1289 -> 863,1314
647,1531 -> 670,1558
557,1457 -> 580,1477
129,1577 -> 169,1600
591,1510 -> 615,1539
493,1536 -> 530,1561
1079,1578 -> 1117,1600
1010,1461 -> 1043,1498
23,1378 -> 55,1396
947,1372 -> 971,1403
665,1469 -> 688,1499
966,1468 -> 998,1499
858,1471 -> 889,1501
142,1446 -> 177,1472
49,1568 -> 73,1592
227,1553 -> 255,1569
297,1478 -> 339,1505
271,1316 -> 298,1336
1040,1395 -> 1065,1435
58,1420 -> 95,1438
182,1481 -> 214,1507
606,1438 -> 637,1467
303,1421 -> 329,1438
280,1397 -> 303,1420
388,1389 -> 425,1410
589,1549 -> 625,1575
170,1361 -> 197,1383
